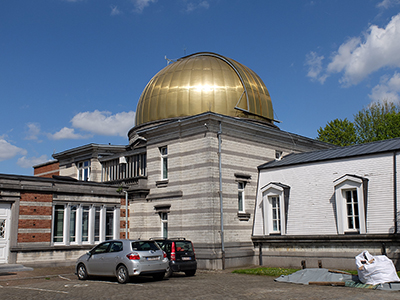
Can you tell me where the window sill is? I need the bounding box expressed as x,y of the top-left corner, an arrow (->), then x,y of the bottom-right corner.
344,230 -> 360,235
237,212 -> 251,221
156,179 -> 169,188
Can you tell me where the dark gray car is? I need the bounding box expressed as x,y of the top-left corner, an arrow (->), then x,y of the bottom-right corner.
76,239 -> 169,283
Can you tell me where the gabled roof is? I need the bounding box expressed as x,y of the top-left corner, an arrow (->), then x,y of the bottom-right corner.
258,137 -> 400,170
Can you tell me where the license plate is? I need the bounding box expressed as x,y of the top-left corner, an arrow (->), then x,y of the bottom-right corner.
182,257 -> 192,261
146,257 -> 159,261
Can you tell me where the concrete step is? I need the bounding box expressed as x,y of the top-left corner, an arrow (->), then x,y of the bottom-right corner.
0,264 -> 33,273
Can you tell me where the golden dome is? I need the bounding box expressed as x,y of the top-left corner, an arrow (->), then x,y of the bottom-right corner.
135,52 -> 274,126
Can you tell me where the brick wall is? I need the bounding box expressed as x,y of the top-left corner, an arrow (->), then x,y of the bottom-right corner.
34,161 -> 60,178
18,192 -> 53,243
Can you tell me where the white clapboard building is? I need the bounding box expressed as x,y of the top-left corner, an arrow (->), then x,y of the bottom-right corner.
253,137 -> 400,270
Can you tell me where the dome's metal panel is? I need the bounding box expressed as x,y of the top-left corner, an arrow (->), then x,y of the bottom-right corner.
135,52 -> 274,126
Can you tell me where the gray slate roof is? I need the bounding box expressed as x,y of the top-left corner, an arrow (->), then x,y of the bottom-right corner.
258,137 -> 400,170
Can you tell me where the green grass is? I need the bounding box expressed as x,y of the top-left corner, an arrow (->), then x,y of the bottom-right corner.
232,267 -> 300,277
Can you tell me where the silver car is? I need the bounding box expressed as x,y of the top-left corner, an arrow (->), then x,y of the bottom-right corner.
76,239 -> 169,283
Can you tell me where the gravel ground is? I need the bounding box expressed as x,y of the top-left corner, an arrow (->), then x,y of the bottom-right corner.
1,265 -> 400,299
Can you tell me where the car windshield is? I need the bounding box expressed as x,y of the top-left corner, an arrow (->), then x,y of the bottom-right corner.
131,241 -> 160,251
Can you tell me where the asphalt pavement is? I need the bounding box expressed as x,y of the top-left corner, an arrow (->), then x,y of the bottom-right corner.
1,265 -> 400,299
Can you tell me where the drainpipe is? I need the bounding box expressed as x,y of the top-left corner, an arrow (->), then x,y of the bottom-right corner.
394,152 -> 398,234
124,191 -> 129,239
217,121 -> 225,269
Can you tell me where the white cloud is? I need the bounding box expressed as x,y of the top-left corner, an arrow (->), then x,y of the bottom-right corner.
71,110 -> 136,137
369,72 -> 400,103
305,51 -> 328,84
185,1 -> 210,13
132,0 -> 157,13
25,123 -> 41,141
377,0 -> 400,9
327,13 -> 400,86
48,110 -> 135,140
17,155 -> 49,169
0,139 -> 27,162
110,5 -> 122,16
48,127 -> 92,140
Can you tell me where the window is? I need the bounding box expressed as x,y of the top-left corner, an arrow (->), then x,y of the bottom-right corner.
334,174 -> 367,234
238,182 -> 245,212
69,206 -> 77,242
160,212 -> 168,238
154,205 -> 170,238
105,207 -> 114,240
52,204 -> 119,245
94,206 -> 101,242
53,205 -> 64,243
132,241 -> 160,251
101,153 -> 146,182
260,182 -> 290,235
345,190 -> 359,231
110,241 -> 123,252
92,242 -> 111,254
270,196 -> 281,233
82,206 -> 90,242
160,146 -> 168,180
78,160 -> 91,181
275,150 -> 283,160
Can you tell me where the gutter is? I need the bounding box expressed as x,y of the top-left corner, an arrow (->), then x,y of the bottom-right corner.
394,151 -> 398,234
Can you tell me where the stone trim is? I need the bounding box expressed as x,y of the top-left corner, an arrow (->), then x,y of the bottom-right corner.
252,234 -> 400,244
146,190 -> 183,201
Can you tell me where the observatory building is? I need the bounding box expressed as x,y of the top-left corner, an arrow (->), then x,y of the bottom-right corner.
1,52 -> 331,268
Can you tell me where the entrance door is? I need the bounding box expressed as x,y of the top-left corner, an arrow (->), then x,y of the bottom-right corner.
0,203 -> 11,264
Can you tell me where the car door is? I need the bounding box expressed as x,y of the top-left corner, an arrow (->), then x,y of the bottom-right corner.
101,241 -> 124,275
86,241 -> 112,275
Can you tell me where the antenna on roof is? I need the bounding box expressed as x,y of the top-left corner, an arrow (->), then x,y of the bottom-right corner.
183,45 -> 186,56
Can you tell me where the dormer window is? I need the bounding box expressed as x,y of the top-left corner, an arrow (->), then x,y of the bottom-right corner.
334,174 -> 368,234
260,182 -> 290,235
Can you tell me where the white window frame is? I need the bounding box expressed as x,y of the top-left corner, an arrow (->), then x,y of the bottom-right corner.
52,204 -> 119,245
238,181 -> 245,213
77,160 -> 91,181
160,212 -> 168,238
269,195 -> 281,233
160,146 -> 168,180
261,183 -> 287,235
334,175 -> 366,234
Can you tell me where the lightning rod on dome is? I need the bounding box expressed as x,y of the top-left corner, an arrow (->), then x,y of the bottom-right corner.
165,56 -> 177,65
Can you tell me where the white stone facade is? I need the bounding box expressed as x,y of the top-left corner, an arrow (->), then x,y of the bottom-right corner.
128,113 -> 332,269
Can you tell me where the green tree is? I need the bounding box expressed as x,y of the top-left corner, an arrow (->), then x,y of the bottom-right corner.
354,101 -> 400,144
317,118 -> 356,146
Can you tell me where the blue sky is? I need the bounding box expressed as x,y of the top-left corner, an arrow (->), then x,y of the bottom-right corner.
1,0 -> 400,176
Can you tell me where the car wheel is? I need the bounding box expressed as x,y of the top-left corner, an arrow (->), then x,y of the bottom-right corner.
164,266 -> 173,278
153,272 -> 165,281
77,263 -> 88,280
185,269 -> 196,276
117,265 -> 130,284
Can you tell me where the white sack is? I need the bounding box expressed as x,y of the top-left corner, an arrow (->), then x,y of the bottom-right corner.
355,250 -> 400,285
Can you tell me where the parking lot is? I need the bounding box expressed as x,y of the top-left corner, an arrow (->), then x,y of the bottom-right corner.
1,266 -> 400,300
